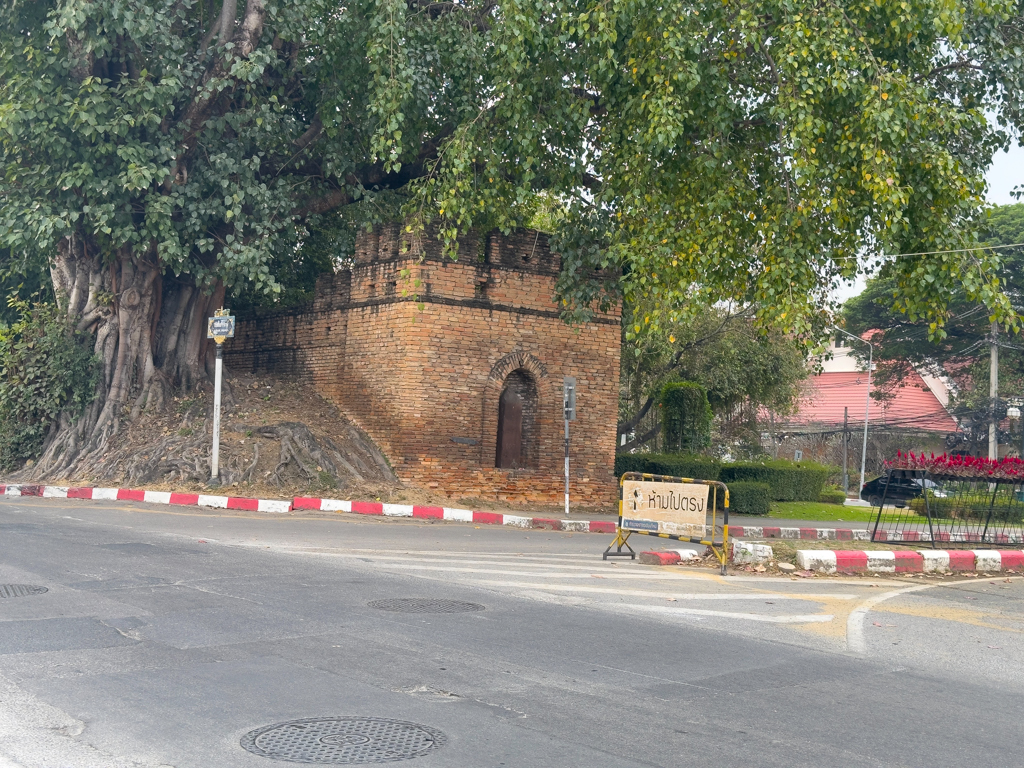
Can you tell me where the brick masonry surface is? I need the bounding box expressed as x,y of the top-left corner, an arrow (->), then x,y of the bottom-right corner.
224,226 -> 622,504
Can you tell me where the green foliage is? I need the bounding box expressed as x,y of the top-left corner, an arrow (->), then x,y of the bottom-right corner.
727,482 -> 772,516
659,382 -> 712,453
614,453 -> 722,481
719,460 -> 831,502
0,0 -> 1021,351
819,489 -> 848,505
231,210 -> 354,315
618,305 -> 808,452
414,0 -> 1024,339
908,493 -> 1023,523
0,301 -> 97,469
0,248 -> 52,328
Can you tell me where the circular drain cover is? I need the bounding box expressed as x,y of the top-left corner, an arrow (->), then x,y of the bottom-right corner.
368,598 -> 484,614
240,717 -> 446,764
0,585 -> 47,599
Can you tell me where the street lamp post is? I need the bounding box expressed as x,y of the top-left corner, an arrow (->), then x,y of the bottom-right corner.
834,328 -> 873,496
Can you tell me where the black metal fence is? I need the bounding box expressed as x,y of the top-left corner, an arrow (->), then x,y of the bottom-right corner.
870,468 -> 1024,547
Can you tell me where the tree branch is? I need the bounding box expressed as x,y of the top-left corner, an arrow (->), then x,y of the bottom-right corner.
912,59 -> 984,83
294,188 -> 352,218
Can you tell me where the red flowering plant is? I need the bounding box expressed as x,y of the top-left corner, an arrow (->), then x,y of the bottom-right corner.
885,451 -> 1024,482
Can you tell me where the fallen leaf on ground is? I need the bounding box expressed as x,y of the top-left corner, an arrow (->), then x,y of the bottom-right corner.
872,622 -> 882,627
666,598 -> 677,602
591,575 -> 605,579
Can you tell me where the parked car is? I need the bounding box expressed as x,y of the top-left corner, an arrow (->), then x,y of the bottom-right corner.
860,475 -> 947,507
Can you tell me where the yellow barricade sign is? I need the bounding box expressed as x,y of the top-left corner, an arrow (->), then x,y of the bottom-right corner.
604,472 -> 730,575
621,479 -> 709,537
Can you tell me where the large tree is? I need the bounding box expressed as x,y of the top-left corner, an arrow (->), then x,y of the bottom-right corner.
1,0 -> 1022,477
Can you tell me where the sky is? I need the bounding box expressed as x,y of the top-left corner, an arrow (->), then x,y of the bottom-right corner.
831,142 -> 1024,304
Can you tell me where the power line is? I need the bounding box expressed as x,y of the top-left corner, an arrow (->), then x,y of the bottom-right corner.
882,242 -> 1024,258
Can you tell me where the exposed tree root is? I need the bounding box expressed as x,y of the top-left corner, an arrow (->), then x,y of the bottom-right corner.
13,370 -> 400,499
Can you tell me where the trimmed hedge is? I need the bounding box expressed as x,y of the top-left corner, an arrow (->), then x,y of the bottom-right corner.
719,459 -> 831,502
614,454 -> 832,503
728,481 -> 771,516
819,489 -> 847,505
614,453 -> 721,481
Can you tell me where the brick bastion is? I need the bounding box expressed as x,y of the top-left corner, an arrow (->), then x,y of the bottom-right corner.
223,225 -> 622,505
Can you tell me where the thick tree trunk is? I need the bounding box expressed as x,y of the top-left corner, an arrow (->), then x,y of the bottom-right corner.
30,236 -> 224,480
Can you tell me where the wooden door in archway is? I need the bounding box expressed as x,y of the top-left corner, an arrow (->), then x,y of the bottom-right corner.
495,388 -> 523,468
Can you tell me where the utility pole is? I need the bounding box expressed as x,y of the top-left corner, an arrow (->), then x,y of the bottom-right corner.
843,406 -> 849,496
990,320 -> 999,461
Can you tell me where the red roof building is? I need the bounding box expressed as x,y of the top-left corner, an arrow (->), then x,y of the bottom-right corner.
779,340 -> 958,434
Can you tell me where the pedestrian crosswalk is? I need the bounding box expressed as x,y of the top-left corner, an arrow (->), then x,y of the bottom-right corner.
296,547 -> 871,631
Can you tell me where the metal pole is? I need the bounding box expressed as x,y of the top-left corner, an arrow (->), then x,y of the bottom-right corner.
564,415 -> 570,517
859,342 -> 871,494
211,342 -> 223,484
843,406 -> 849,496
834,327 -> 872,495
990,320 -> 999,461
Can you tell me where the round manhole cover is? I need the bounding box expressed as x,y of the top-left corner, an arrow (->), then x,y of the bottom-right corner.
367,598 -> 484,614
0,585 -> 47,599
240,717 -> 446,764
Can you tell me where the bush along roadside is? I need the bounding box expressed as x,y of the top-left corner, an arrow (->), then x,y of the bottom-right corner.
0,302 -> 98,472
613,453 -> 722,481
727,481 -> 771,516
819,488 -> 847,505
719,459 -> 830,501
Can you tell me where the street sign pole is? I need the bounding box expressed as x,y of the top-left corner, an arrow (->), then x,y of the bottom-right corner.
211,342 -> 223,483
563,377 -> 577,517
206,309 -> 236,486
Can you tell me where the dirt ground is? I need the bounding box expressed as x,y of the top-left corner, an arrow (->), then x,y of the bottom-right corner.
36,373 -> 616,517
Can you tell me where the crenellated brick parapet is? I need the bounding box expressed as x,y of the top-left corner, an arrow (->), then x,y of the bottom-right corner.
224,226 -> 621,506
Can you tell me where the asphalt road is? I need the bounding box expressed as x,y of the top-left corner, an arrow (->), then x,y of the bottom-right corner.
0,497 -> 1022,768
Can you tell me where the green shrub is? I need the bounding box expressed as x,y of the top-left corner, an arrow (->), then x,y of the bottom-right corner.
719,459 -> 831,501
659,382 -> 712,453
909,493 -> 1023,523
727,481 -> 771,516
614,453 -> 721,481
819,488 -> 847,505
0,301 -> 98,471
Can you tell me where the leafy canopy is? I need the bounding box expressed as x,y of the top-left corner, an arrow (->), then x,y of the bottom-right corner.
0,0 -> 1021,335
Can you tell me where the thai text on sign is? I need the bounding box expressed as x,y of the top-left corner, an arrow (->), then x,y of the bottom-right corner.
621,479 -> 711,536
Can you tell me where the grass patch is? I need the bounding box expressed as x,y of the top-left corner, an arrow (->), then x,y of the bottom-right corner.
765,500 -> 878,522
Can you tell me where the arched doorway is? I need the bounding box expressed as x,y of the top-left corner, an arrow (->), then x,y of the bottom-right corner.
495,369 -> 537,468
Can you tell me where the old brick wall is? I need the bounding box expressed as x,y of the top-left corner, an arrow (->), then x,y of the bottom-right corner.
224,226 -> 621,506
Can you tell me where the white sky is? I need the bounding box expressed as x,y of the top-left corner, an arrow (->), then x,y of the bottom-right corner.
831,142 -> 1024,304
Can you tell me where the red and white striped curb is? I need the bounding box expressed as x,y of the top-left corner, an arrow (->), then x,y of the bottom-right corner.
727,526 -> 1024,544
292,497 -> 618,533
1,484 -> 291,513
0,484 -> 619,533
731,525 -> 871,541
797,549 -> 1024,574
